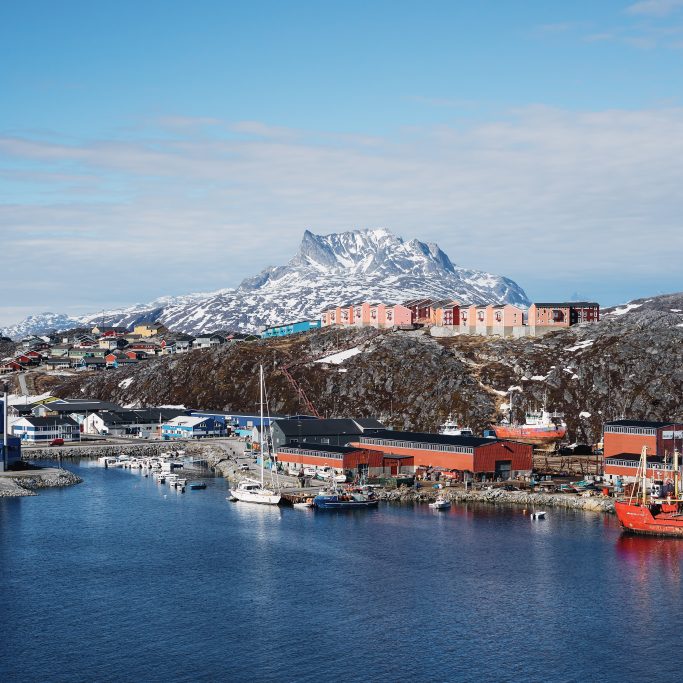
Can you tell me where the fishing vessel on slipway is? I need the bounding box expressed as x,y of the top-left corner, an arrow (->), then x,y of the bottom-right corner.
492,391 -> 566,445
614,446 -> 683,537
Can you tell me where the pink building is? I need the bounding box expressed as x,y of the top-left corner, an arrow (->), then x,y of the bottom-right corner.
490,304 -> 525,336
368,303 -> 386,327
352,302 -> 371,327
385,304 -> 413,327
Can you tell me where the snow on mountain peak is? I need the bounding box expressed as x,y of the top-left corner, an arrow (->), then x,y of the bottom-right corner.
2,228 -> 530,338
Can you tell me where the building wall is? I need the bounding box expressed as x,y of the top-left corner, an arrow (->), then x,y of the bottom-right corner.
352,438 -> 531,474
603,430 -> 658,458
604,460 -> 675,484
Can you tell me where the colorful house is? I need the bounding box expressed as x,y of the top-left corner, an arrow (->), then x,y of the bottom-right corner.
133,322 -> 166,337
489,304 -> 525,336
161,415 -> 226,440
261,320 -> 322,338
528,302 -> 599,336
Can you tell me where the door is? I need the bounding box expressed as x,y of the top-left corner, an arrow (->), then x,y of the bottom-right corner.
495,460 -> 512,481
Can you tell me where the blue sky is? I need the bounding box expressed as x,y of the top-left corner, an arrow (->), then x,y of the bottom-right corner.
1,0 -> 683,326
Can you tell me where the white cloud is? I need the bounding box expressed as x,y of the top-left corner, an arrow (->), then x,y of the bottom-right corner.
626,0 -> 683,17
1,106 -> 683,325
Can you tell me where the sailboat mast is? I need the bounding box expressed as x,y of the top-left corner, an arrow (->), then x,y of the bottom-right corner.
675,448 -> 680,500
641,445 -> 648,506
260,364 -> 264,487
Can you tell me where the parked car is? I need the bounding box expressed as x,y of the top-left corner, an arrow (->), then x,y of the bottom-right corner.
239,463 -> 250,471
50,438 -> 64,446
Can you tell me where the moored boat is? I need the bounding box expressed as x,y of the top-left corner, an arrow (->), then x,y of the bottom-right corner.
228,365 -> 282,506
313,484 -> 378,510
429,497 -> 451,510
615,446 -> 683,538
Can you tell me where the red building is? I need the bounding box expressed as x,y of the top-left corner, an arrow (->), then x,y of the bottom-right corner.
403,298 -> 433,325
603,420 -> 683,458
351,430 -> 532,480
275,443 -> 413,478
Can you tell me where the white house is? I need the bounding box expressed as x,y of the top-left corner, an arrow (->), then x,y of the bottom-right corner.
12,416 -> 81,443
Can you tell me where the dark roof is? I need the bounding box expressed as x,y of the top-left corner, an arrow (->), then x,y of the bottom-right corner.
191,410 -> 287,419
38,400 -> 123,413
353,418 -> 385,430
605,453 -> 666,464
134,408 -> 188,421
20,416 -> 79,427
532,302 -> 599,308
274,418 -> 364,437
278,442 -> 358,454
360,429 -> 500,448
605,420 -> 674,428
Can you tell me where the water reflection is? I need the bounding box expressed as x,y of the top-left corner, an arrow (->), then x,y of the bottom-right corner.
616,533 -> 683,584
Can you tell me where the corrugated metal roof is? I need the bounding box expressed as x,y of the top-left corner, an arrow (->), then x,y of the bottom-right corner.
361,429 -> 497,448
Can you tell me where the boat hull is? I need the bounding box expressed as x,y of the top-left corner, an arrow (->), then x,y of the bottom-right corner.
229,488 -> 281,505
492,425 -> 566,445
615,501 -> 683,537
313,496 -> 378,510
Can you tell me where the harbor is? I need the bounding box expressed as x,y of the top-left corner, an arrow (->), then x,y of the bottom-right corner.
3,457 -> 682,683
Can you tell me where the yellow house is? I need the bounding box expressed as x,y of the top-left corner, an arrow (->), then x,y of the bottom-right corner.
133,322 -> 166,337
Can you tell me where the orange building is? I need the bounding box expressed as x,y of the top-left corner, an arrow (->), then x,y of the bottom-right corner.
603,420 -> 683,458
350,429 -> 532,480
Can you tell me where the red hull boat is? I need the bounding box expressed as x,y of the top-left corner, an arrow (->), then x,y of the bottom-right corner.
614,445 -> 683,538
614,501 -> 683,538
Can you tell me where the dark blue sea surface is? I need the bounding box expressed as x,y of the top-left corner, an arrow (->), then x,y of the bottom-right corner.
1,461 -> 681,683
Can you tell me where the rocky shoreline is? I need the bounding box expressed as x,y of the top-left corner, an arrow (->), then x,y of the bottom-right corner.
379,485 -> 615,513
17,439 -> 615,513
0,468 -> 83,497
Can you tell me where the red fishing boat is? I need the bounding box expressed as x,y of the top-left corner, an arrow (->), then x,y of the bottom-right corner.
614,446 -> 683,537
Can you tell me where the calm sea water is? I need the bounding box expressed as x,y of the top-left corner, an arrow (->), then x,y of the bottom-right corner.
1,461 -> 681,683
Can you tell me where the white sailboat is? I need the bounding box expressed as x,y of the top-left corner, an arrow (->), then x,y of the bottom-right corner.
229,365 -> 281,505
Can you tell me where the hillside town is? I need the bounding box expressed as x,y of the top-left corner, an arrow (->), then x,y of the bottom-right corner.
1,297 -> 600,374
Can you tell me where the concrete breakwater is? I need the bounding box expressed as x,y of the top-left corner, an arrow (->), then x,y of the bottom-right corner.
379,486 -> 616,513
0,468 -> 83,497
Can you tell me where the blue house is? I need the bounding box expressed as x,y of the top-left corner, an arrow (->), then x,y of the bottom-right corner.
161,415 -> 226,440
261,320 -> 322,339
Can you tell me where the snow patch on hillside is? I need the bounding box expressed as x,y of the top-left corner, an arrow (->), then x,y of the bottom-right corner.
611,303 -> 642,316
315,347 -> 362,365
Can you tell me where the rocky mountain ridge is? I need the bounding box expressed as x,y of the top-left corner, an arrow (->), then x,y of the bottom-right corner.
3,228 -> 528,338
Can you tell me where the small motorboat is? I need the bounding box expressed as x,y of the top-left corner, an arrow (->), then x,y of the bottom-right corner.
188,481 -> 207,490
429,497 -> 451,510
293,498 -> 315,509
530,511 -> 547,519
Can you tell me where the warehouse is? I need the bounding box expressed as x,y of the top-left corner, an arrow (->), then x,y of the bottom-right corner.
351,429 -> 532,480
603,420 -> 683,458
275,442 -> 413,479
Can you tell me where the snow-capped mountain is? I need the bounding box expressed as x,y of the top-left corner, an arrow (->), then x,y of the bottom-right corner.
2,229 -> 530,338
